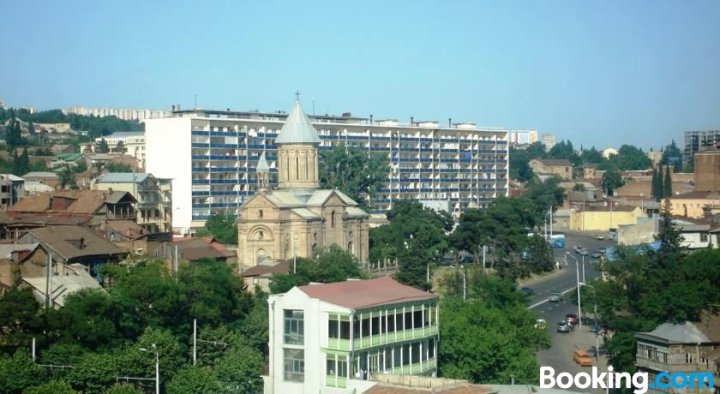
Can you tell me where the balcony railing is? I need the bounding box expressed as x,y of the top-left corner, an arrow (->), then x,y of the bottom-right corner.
327,325 -> 438,352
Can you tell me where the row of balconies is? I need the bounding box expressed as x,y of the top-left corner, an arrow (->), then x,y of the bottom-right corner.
327,325 -> 439,352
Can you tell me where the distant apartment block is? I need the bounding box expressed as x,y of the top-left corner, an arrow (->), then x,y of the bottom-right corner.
92,173 -> 172,233
93,131 -> 146,169
64,106 -> 171,121
684,130 -> 720,167
267,277 -> 439,394
509,129 -> 538,146
541,133 -> 556,150
145,107 -> 509,232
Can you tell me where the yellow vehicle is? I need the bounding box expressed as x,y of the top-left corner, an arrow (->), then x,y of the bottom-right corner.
574,350 -> 593,366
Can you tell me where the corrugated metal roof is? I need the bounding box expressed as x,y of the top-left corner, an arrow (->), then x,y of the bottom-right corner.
274,101 -> 321,145
299,277 -> 436,310
637,322 -> 711,344
95,173 -> 150,183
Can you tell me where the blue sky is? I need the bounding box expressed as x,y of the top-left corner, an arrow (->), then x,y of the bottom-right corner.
1,0 -> 719,150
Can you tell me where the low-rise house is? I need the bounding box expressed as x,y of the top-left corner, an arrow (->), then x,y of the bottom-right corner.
93,131 -> 145,169
153,236 -> 236,265
0,242 -> 105,307
670,191 -> 720,219
635,313 -> 720,393
529,159 -> 573,180
241,261 -> 289,293
22,171 -> 59,189
17,225 -> 127,277
93,172 -> 172,233
6,189 -> 137,232
0,174 -> 25,208
267,277 -> 439,394
50,152 -> 87,169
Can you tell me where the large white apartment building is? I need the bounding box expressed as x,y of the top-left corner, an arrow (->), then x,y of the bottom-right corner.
145,106 -> 509,233
267,277 -> 439,394
64,107 -> 171,121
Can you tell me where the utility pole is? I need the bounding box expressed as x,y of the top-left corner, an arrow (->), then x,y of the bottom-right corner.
193,319 -> 197,366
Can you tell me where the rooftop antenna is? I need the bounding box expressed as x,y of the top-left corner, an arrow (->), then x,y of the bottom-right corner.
295,90 -> 301,102
194,94 -> 197,109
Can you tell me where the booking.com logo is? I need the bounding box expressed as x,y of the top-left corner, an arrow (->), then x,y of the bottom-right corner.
540,366 -> 714,394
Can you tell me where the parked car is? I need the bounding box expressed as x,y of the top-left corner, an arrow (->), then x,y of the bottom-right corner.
596,234 -> 605,240
574,246 -> 583,254
548,292 -> 563,303
520,287 -> 535,296
557,322 -> 572,333
599,247 -> 606,253
565,313 -> 579,325
579,249 -> 589,256
591,252 -> 602,259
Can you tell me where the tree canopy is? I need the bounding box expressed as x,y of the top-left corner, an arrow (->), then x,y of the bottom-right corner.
318,144 -> 389,210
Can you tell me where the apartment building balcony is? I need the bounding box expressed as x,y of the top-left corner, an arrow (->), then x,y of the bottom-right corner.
325,358 -> 437,388
327,324 -> 438,352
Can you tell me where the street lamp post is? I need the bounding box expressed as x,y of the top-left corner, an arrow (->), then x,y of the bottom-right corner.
581,283 -> 600,360
582,253 -> 586,284
566,252 -> 582,329
140,344 -> 159,394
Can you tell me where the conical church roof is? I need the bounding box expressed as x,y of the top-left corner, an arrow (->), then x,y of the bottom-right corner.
256,151 -> 269,173
275,100 -> 321,144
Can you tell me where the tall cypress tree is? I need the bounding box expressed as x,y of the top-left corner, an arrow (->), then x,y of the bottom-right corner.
651,167 -> 660,201
657,166 -> 665,201
663,165 -> 672,198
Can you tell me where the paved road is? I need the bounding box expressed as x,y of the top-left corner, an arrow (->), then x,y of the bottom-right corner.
524,231 -> 615,392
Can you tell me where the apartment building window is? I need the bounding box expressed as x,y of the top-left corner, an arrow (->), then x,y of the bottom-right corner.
284,310 -> 304,345
686,353 -> 694,364
701,233 -> 708,242
328,317 -> 350,339
284,348 -> 304,382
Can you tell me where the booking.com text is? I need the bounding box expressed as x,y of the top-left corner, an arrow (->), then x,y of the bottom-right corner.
540,366 -> 714,394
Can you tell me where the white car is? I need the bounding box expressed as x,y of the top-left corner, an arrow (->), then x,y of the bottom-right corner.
596,234 -> 605,240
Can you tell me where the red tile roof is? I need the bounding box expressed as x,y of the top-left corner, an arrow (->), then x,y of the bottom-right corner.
299,276 -> 436,309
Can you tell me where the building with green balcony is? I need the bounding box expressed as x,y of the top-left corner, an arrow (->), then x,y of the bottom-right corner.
266,276 -> 439,394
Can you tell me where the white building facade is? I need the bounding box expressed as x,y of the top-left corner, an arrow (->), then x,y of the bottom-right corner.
64,107 -> 171,121
145,107 -> 509,232
93,131 -> 146,169
267,277 -> 439,394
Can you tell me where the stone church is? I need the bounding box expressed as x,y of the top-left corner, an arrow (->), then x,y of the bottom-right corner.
237,100 -> 369,269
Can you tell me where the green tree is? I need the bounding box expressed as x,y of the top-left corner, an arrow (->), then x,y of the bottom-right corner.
271,245 -> 364,293
95,138 -> 110,153
58,165 -> 76,189
318,143 -> 389,209
23,380 -> 77,394
0,351 -> 45,394
105,162 -> 133,173
508,147 -> 535,182
660,140 -> 683,172
601,167 -> 624,196
0,287 -> 43,349
48,289 -> 129,351
102,383 -> 143,394
438,276 -> 549,384
651,167 -> 661,201
12,147 -> 31,175
663,166 -> 672,198
73,160 -> 88,174
196,213 -> 238,245
166,366 -> 221,394
603,145 -> 652,171
65,351 -> 122,394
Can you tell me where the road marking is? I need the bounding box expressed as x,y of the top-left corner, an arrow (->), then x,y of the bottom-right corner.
529,287 -> 576,309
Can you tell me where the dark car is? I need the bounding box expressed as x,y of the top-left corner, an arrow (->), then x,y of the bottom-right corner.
520,287 -> 535,297
565,313 -> 579,325
557,322 -> 571,333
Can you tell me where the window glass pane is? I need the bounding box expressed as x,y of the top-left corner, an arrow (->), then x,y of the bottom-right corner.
284,310 -> 304,345
284,349 -> 304,382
